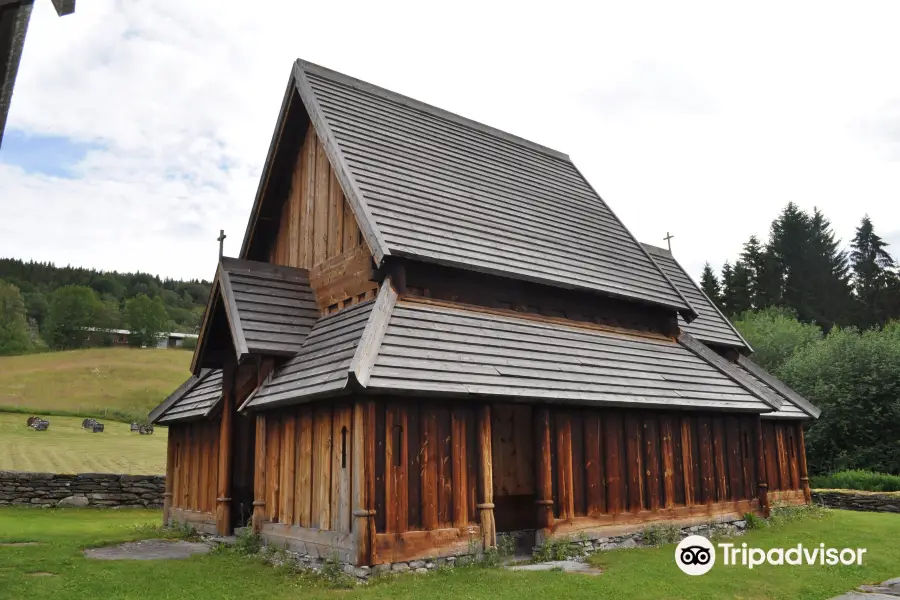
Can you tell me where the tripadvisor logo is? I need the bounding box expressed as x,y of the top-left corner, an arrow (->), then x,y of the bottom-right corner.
675,535 -> 868,575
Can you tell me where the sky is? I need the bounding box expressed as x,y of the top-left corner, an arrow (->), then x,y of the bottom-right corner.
1,0 -> 899,284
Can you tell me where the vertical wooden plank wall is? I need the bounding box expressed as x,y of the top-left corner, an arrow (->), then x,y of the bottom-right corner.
168,420 -> 220,514
372,400 -> 482,535
268,126 -> 377,313
259,402 -> 355,535
549,409 -> 764,520
761,421 -> 806,492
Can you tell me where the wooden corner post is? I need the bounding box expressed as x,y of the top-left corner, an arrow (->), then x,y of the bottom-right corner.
534,407 -> 554,541
162,427 -> 176,526
252,413 -> 267,533
216,365 -> 235,535
754,417 -> 770,518
477,404 -> 496,550
796,422 -> 812,504
351,400 -> 375,566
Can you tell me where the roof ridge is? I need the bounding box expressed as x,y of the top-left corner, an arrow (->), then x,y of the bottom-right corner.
296,59 -> 570,163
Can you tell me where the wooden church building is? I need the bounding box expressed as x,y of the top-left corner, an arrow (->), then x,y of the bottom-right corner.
150,59 -> 820,567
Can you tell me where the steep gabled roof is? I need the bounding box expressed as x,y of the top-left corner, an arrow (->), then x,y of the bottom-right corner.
191,258 -> 318,372
150,369 -> 223,425
240,59 -> 697,320
243,285 -> 778,414
643,244 -> 750,350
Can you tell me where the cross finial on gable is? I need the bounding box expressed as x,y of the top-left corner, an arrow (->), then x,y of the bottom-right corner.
218,229 -> 227,259
664,232 -> 674,252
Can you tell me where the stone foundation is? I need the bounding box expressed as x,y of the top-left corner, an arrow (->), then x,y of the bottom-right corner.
812,490 -> 899,513
0,471 -> 164,508
252,516 -> 748,583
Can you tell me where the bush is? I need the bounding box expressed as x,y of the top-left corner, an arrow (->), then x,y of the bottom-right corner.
0,280 -> 32,355
780,326 -> 900,475
642,524 -> 680,546
180,336 -> 198,351
810,470 -> 900,492
733,307 -> 823,373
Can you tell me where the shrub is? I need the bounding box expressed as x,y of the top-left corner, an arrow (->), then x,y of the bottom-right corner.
743,512 -> 767,530
733,307 -> 823,373
810,469 -> 900,492
642,524 -> 680,546
233,529 -> 263,555
533,536 -> 583,562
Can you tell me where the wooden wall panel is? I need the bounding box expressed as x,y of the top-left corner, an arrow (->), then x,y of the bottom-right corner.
583,413 -> 605,516
168,421 -> 219,514
384,403 -> 408,533
268,124 -> 377,314
331,405 -> 353,534
311,408 -> 333,529
624,413 -> 644,513
296,408 -> 313,527
604,411 -> 625,514
643,415 -> 661,512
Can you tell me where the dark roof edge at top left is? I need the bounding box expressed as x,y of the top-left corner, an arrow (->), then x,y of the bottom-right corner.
0,0 -> 75,149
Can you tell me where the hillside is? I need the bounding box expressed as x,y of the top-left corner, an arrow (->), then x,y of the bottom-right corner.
0,347 -> 191,423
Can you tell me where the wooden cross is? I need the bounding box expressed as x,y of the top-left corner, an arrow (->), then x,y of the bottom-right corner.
663,232 -> 674,252
217,229 -> 226,259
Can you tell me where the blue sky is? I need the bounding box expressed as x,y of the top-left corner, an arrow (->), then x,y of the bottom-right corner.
0,129 -> 102,178
1,0 -> 899,282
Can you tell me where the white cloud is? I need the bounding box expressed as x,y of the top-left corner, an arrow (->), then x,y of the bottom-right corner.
2,0 -> 900,285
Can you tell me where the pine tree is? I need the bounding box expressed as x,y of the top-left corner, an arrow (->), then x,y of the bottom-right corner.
739,235 -> 779,309
699,263 -> 722,307
851,215 -> 898,327
720,261 -> 752,317
806,208 -> 853,326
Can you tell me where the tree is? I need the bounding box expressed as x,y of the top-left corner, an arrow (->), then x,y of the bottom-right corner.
851,215 -> 898,327
0,280 -> 32,355
806,208 -> 853,326
733,307 -> 823,373
739,235 -> 779,309
721,261 -> 752,317
44,286 -> 102,349
23,291 -> 48,332
699,263 -> 721,308
781,326 -> 900,475
126,294 -> 170,348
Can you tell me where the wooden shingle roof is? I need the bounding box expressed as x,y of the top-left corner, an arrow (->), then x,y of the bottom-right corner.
736,355 -> 820,420
150,369 -> 223,425
642,244 -> 749,350
243,285 -> 779,414
241,60 -> 698,320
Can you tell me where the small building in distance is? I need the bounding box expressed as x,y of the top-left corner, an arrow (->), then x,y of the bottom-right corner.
82,328 -> 198,349
150,59 -> 820,569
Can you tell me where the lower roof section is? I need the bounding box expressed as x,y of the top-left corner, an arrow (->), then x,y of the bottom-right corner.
244,289 -> 777,414
366,301 -> 771,411
150,369 -> 223,425
735,355 -> 820,420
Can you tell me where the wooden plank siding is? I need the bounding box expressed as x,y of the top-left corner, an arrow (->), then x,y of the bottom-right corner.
167,420 -> 220,516
259,402 -> 355,535
761,421 -> 805,492
267,125 -> 378,314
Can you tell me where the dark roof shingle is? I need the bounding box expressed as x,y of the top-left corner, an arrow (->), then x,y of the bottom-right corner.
151,369 -> 223,424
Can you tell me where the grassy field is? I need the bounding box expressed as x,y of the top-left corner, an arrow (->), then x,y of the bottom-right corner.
0,413 -> 167,474
0,508 -> 897,600
0,347 -> 191,423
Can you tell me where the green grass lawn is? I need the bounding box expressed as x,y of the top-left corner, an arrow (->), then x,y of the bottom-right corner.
0,347 -> 191,424
0,507 -> 897,600
0,413 -> 167,474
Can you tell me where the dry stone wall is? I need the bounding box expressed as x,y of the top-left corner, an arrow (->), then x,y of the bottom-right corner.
811,490 -> 899,513
0,471 -> 164,508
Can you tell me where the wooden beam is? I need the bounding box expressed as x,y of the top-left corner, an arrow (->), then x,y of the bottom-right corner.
555,411 -> 575,519
451,408 -> 468,527
680,417 -> 695,507
711,417 -> 728,503
477,404 -> 496,549
296,408 -> 313,527
163,427 -> 176,526
625,413 -> 643,513
281,414 -> 296,525
534,408 -> 554,532
796,423 -> 812,504
365,401 -> 378,565
215,365 -> 234,535
644,415 -> 661,512
584,412 -> 605,516
351,401 -> 370,566
252,414 -> 267,532
754,417 -> 770,518
660,415 -> 676,509
605,412 -> 624,514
